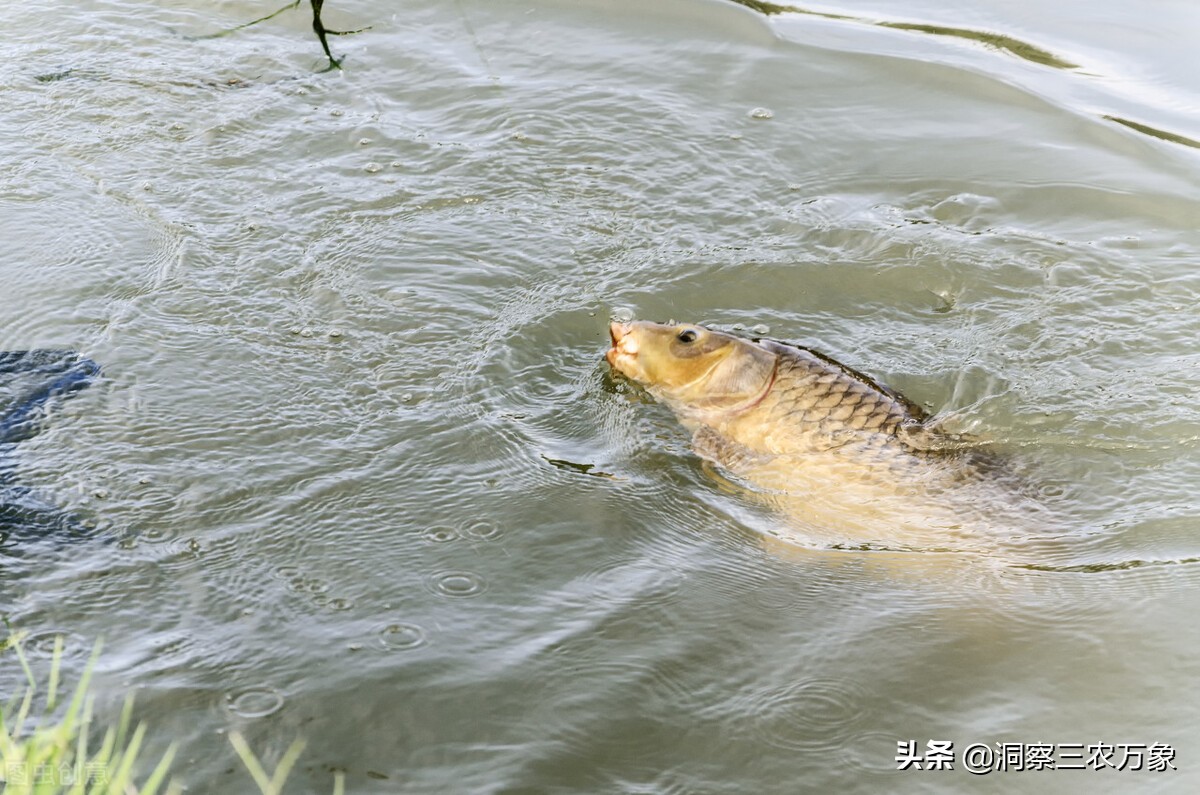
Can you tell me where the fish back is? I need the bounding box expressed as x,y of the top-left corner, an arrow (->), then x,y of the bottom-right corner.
746,341 -> 928,452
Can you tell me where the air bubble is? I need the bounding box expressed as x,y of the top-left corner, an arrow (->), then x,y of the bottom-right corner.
423,526 -> 458,543
463,520 -> 501,540
303,578 -> 330,594
378,622 -> 426,650
24,630 -> 82,656
429,571 -> 487,598
225,687 -> 285,719
749,107 -> 774,120
140,526 -> 174,544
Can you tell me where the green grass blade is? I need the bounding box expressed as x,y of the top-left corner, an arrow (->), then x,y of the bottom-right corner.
267,739 -> 306,794
112,695 -> 134,754
13,637 -> 36,693
228,732 -> 273,793
138,741 -> 177,795
12,688 -> 35,741
46,635 -> 64,712
107,722 -> 146,793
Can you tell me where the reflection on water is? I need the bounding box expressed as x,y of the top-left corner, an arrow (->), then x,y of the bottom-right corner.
729,0 -> 1199,153
1103,115 -> 1200,150
729,0 -> 1079,68
1,0 -> 1198,791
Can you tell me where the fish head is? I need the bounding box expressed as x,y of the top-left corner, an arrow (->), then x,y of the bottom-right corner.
606,321 -> 777,413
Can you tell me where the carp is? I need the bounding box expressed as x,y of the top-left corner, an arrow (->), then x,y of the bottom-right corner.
1,350 -> 101,544
605,320 -> 1032,551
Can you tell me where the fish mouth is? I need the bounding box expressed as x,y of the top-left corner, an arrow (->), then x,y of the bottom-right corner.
605,321 -> 639,374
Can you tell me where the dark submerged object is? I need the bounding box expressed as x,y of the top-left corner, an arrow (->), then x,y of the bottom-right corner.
0,350 -> 101,544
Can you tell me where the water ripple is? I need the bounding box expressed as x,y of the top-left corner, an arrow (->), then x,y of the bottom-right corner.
727,0 -> 1078,68
427,571 -> 488,599
744,677 -> 872,753
376,622 -> 427,651
224,686 -> 285,719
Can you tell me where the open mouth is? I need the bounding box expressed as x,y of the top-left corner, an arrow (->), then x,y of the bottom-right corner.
605,322 -> 638,369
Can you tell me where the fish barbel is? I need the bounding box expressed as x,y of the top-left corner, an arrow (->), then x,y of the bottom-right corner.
606,320 -> 1016,549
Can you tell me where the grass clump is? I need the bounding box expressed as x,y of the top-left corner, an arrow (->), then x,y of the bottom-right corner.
0,633 -> 177,794
1,632 -> 343,794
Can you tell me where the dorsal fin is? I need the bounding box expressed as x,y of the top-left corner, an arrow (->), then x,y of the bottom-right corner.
0,351 -> 101,444
756,338 -> 930,422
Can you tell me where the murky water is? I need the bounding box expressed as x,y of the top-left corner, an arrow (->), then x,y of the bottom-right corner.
2,0 -> 1198,791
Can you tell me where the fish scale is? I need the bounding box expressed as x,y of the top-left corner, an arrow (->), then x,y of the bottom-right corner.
733,341 -> 923,456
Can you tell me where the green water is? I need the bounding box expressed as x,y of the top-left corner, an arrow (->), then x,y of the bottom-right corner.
2,0 -> 1198,792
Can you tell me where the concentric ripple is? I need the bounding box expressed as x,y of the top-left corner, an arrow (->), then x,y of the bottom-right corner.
376,622 -> 428,651
224,686 -> 285,719
461,520 -> 502,541
746,678 -> 872,753
422,525 -> 459,543
427,571 -> 488,598
22,629 -> 86,657
841,730 -> 916,778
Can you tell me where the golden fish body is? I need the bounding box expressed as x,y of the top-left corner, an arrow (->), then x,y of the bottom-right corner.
606,320 -> 1020,550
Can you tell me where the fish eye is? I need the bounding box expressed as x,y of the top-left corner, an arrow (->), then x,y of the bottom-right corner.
676,328 -> 698,344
